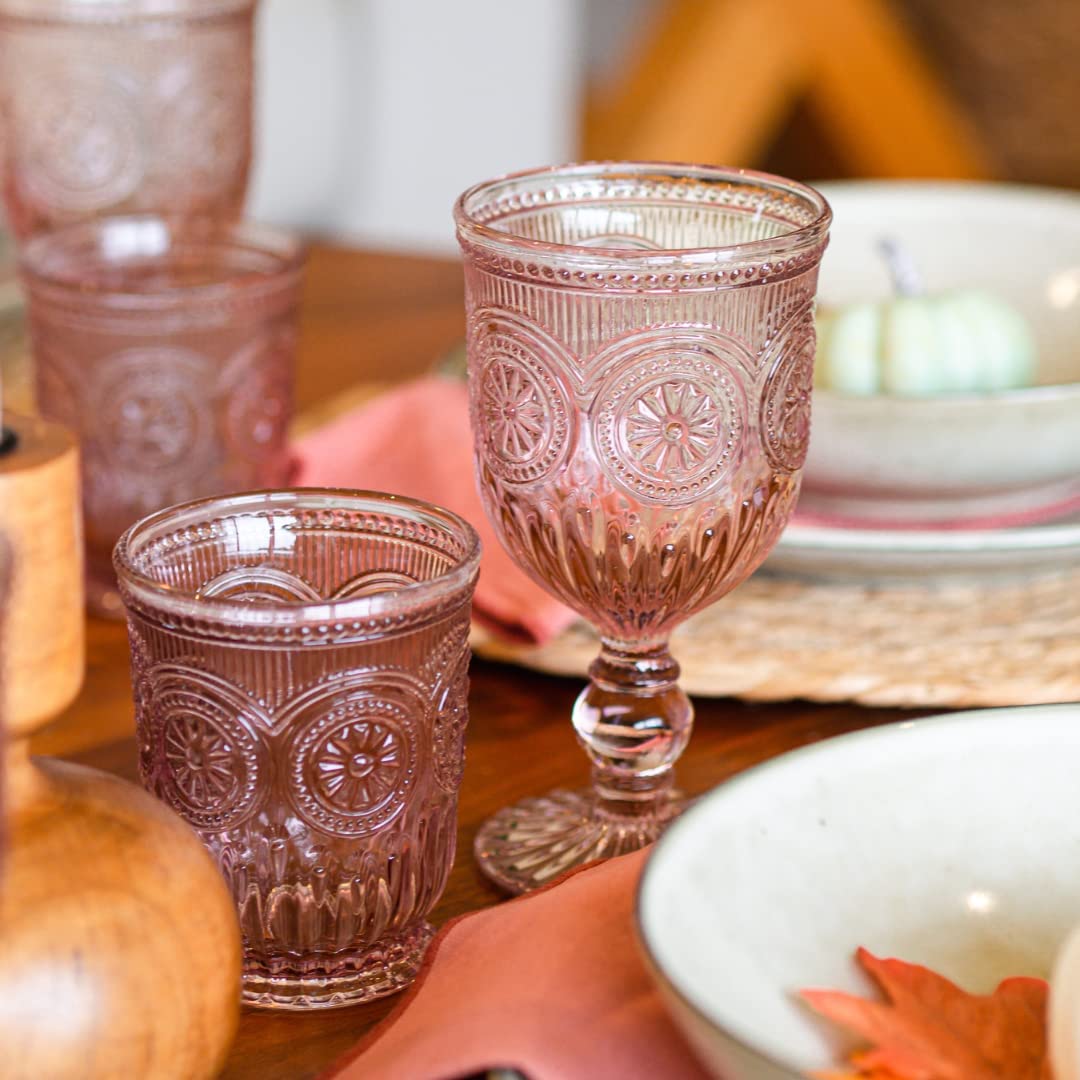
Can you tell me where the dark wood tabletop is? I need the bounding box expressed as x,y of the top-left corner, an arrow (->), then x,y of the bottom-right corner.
35,242 -> 923,1080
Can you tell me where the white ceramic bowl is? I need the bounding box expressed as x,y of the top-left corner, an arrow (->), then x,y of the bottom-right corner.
804,182 -> 1080,524
637,703 -> 1080,1079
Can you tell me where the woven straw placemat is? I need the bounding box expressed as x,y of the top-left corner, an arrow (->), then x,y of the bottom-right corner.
472,569 -> 1080,710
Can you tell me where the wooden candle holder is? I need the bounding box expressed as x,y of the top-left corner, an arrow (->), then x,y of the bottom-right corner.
0,412 -> 242,1079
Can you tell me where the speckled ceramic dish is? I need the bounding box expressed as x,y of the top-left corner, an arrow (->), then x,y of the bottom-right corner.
804,182 -> 1080,525
637,703 -> 1080,1080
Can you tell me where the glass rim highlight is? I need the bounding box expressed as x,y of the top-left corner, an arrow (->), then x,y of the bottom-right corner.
0,0 -> 254,24
113,488 -> 483,630
454,161 -> 832,272
19,214 -> 305,313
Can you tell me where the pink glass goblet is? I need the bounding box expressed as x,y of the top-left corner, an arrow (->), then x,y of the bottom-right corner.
114,488 -> 481,1009
456,162 -> 831,893
0,0 -> 256,240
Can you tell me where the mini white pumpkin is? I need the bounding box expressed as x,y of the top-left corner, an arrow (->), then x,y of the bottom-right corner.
815,240 -> 1037,396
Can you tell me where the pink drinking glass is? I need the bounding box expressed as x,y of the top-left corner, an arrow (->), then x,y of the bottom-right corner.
20,215 -> 304,617
114,488 -> 481,1009
0,0 -> 256,240
456,162 -> 831,893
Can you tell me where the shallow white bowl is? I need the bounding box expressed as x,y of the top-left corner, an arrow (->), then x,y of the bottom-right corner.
637,703 -> 1080,1079
804,182 -> 1080,524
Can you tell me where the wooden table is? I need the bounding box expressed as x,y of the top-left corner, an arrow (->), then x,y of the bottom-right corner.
35,243 -> 923,1080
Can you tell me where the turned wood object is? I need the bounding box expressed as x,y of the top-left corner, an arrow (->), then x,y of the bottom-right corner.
0,411 -> 243,1080
0,411 -> 83,738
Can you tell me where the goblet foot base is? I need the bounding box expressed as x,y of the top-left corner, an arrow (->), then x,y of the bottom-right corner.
474,787 -> 684,895
241,921 -> 434,1010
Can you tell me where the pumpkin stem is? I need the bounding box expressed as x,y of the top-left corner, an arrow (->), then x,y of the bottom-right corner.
877,236 -> 924,297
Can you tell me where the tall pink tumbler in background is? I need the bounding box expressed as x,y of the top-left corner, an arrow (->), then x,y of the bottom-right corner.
0,0 -> 256,239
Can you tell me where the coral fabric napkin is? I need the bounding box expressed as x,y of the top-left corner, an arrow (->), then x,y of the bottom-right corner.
293,376 -> 576,645
322,846 -> 712,1080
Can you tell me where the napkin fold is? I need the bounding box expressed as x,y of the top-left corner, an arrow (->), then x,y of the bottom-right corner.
293,376 -> 576,645
323,847 -> 712,1080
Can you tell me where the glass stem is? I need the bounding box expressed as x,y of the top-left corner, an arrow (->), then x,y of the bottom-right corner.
571,637 -> 693,817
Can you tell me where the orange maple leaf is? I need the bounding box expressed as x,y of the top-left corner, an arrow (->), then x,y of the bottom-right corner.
801,946 -> 1052,1080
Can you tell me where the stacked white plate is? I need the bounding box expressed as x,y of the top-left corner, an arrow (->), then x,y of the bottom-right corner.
774,181 -> 1080,582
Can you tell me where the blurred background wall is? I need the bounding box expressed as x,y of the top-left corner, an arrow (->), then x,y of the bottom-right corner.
249,0 -> 1080,253
248,0 -> 583,252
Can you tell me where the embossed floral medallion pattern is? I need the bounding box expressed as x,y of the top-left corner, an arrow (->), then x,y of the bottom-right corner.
221,331 -> 295,464
594,345 -> 748,505
287,679 -> 421,838
154,55 -> 250,199
624,381 -> 722,477
421,614 -> 472,794
167,715 -> 241,807
136,657 -> 456,841
313,719 -> 405,811
760,303 -> 816,472
94,346 -> 214,475
126,625 -> 157,785
432,651 -> 471,794
484,359 -> 547,464
14,68 -> 143,213
472,312 -> 572,485
149,665 -> 266,831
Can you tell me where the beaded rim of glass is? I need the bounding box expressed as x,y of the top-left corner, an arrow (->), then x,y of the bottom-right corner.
113,489 -> 482,639
454,161 -> 832,288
